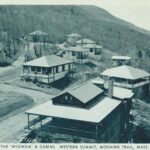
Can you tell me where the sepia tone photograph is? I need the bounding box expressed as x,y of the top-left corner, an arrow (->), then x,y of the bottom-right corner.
0,0 -> 150,144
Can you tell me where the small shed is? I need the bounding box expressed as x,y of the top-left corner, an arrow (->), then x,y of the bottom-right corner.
111,56 -> 131,66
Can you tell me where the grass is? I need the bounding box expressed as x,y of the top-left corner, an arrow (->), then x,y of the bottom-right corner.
0,91 -> 33,117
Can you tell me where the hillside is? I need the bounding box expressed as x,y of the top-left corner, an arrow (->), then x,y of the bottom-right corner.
0,5 -> 150,71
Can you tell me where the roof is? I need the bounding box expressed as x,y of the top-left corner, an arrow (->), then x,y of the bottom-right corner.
23,55 -> 73,67
29,30 -> 48,36
101,65 -> 149,80
111,56 -> 131,60
90,77 -> 105,85
66,33 -> 81,38
113,86 -> 134,99
25,97 -> 121,123
82,44 -> 102,49
61,46 -> 88,52
68,82 -> 104,103
76,39 -> 96,44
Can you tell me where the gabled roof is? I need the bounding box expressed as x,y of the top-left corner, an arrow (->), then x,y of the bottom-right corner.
69,82 -> 103,103
76,39 -> 96,44
25,97 -> 121,123
53,81 -> 104,104
82,44 -> 102,49
66,33 -> 81,38
111,56 -> 131,60
23,55 -> 73,67
101,65 -> 149,80
29,30 -> 48,36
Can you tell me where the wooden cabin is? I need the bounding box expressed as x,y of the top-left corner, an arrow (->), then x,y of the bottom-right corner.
22,55 -> 74,84
101,65 -> 150,98
111,56 -> 131,66
61,46 -> 89,64
76,39 -> 96,46
25,80 -> 134,142
82,44 -> 102,60
66,33 -> 81,46
27,30 -> 49,43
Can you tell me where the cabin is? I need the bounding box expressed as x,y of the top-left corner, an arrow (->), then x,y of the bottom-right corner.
22,55 -> 74,84
66,33 -> 82,46
25,79 -> 134,143
76,39 -> 96,46
82,44 -> 102,59
101,65 -> 150,98
61,46 -> 89,64
26,30 -> 49,43
25,30 -> 50,60
111,56 -> 131,66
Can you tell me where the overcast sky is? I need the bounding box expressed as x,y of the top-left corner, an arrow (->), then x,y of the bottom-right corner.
1,0 -> 150,31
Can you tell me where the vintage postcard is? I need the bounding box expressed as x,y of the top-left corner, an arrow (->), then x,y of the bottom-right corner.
0,0 -> 150,149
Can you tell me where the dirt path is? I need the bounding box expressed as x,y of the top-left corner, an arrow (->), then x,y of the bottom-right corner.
0,84 -> 54,143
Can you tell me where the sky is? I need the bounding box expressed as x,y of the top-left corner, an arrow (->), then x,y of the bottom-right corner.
1,0 -> 150,31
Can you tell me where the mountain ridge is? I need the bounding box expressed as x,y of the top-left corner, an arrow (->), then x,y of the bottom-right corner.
0,5 -> 150,71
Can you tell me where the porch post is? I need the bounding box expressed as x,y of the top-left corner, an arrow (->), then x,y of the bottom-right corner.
27,114 -> 30,129
95,124 -> 98,140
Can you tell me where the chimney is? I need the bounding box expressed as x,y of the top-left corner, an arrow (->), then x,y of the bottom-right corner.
108,77 -> 114,98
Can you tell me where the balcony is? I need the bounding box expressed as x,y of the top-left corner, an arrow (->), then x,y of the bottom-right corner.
114,80 -> 149,89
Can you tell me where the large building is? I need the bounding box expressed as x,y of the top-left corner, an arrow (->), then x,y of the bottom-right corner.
22,55 -> 74,84
25,79 -> 134,143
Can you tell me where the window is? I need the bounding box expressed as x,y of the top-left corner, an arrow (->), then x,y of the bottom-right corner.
37,67 -> 41,72
62,65 -> 65,71
65,95 -> 68,100
72,51 -> 76,56
48,68 -> 51,74
90,48 -> 93,52
56,66 -> 58,73
42,67 -> 47,74
31,67 -> 35,72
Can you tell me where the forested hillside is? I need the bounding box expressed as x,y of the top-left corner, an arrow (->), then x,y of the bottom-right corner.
0,5 -> 150,71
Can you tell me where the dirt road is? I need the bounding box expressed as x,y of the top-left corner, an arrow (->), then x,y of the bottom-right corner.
0,84 -> 54,143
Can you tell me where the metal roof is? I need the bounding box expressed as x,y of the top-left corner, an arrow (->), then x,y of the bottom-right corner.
66,33 -> 81,38
25,97 -> 121,123
62,46 -> 88,52
68,82 -> 104,103
23,55 -> 73,67
82,44 -> 102,49
113,86 -> 134,99
90,77 -> 105,85
76,39 -> 96,44
29,30 -> 48,36
101,65 -> 149,80
111,56 -> 131,60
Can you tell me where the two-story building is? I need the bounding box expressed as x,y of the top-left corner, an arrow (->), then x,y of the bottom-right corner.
101,65 -> 150,98
27,30 -> 49,43
25,79 -> 134,143
22,55 -> 74,84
